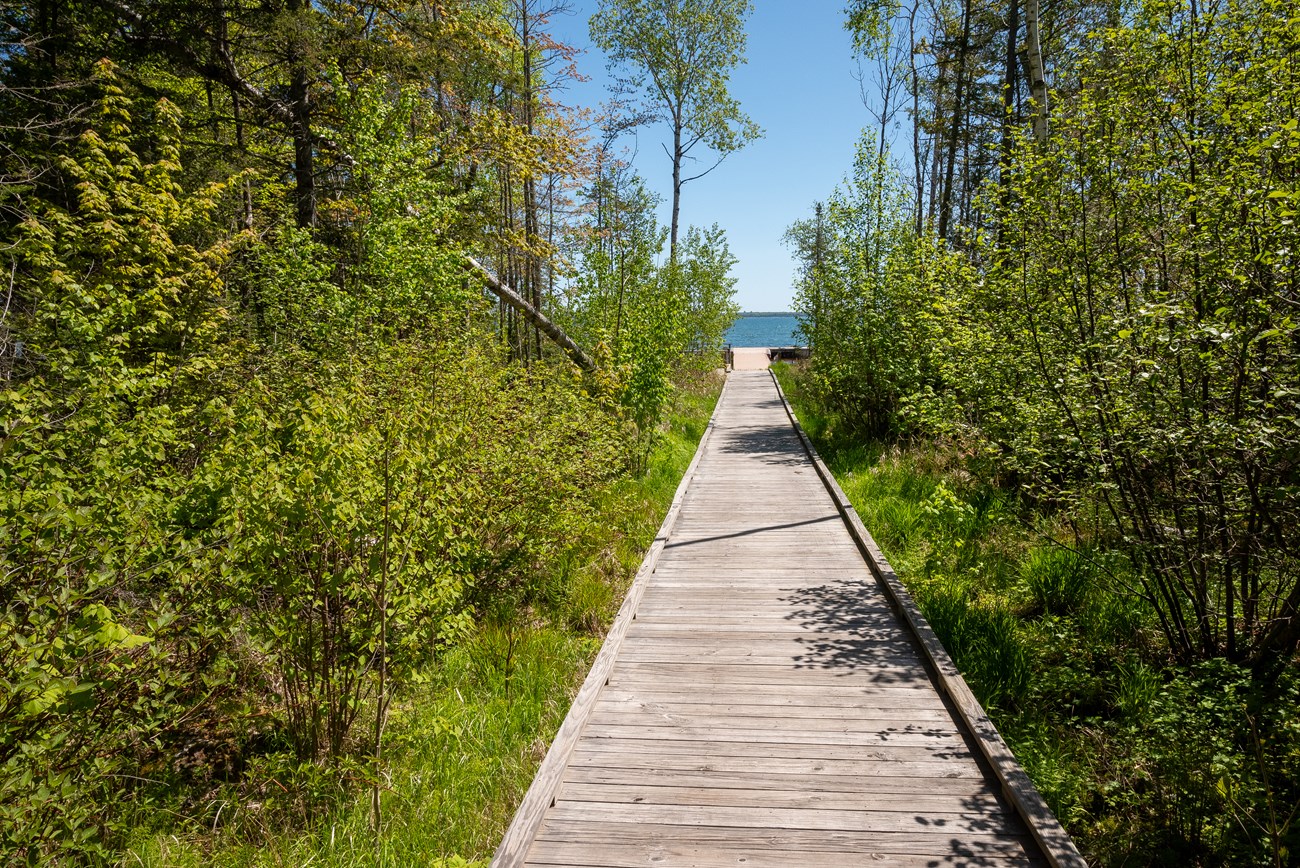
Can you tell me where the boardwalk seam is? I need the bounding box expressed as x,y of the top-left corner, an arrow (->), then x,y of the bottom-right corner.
768,367 -> 1089,868
490,376 -> 731,867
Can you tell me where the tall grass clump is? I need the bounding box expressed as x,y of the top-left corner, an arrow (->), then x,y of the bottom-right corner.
916,581 -> 1030,710
1020,546 -> 1092,616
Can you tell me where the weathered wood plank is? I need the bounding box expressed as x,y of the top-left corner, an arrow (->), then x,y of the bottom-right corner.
534,821 -> 1045,859
769,370 -> 1088,868
580,723 -> 968,749
570,746 -> 985,775
594,687 -> 954,710
591,698 -> 957,721
546,801 -> 1026,836
493,371 -> 1083,868
557,782 -> 1012,814
596,680 -> 955,700
587,708 -> 960,731
608,664 -> 938,688
615,649 -> 927,666
528,839 -> 1045,868
563,764 -> 999,796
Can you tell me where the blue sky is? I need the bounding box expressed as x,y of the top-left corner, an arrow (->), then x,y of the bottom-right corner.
547,2 -> 872,312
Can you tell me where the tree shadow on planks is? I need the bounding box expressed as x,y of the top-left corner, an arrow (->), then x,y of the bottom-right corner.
784,580 -> 1044,864
909,792 -> 1037,855
663,514 -> 839,549
714,420 -> 807,467
923,831 -> 1045,867
784,578 -> 936,688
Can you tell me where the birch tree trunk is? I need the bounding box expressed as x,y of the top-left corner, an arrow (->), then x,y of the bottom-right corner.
1025,0 -> 1048,143
466,258 -> 597,373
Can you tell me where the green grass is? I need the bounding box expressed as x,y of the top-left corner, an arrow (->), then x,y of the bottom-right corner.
121,371 -> 724,868
125,628 -> 596,868
772,361 -> 1300,867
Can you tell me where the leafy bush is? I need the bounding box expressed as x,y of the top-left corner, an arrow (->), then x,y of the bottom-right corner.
793,0 -> 1300,667
1,65 -> 239,862
0,63 -> 634,862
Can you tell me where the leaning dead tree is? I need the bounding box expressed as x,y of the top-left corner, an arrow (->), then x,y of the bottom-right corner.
465,257 -> 597,373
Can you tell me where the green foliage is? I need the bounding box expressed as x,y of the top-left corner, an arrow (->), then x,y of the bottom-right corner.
0,41 -> 679,864
124,626 -> 593,868
780,364 -> 1300,867
589,0 -> 761,156
1,64 -> 238,863
939,0 -> 1300,665
679,224 -> 741,358
0,0 -> 725,864
1020,546 -> 1092,616
567,167 -> 737,460
619,262 -> 690,438
590,0 -> 761,255
119,370 -> 722,867
786,131 -> 935,437
798,0 -> 1300,665
207,340 -> 623,762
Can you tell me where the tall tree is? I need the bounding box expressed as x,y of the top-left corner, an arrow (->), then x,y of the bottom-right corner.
590,0 -> 760,259
937,0 -> 973,240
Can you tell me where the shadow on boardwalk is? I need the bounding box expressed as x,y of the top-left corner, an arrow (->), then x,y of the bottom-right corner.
664,514 -> 839,549
785,578 -> 932,687
715,416 -> 806,467
493,370 -> 1064,868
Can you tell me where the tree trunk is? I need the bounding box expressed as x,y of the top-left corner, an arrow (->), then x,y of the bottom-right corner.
998,0 -> 1020,213
520,1 -> 543,360
466,258 -> 597,373
938,0 -> 972,241
670,113 -> 683,261
909,1 -> 923,236
286,0 -> 316,228
1025,0 -> 1048,143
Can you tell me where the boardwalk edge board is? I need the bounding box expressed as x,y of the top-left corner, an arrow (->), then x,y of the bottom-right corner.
768,368 -> 1089,868
490,377 -> 732,867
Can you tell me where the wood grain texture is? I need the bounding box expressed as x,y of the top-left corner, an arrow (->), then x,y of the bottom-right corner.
769,369 -> 1089,868
491,370 -> 1085,868
488,378 -> 730,865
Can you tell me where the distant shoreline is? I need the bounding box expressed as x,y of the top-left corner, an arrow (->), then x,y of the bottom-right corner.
737,311 -> 795,317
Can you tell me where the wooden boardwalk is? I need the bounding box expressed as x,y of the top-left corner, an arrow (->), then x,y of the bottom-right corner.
494,371 -> 1085,868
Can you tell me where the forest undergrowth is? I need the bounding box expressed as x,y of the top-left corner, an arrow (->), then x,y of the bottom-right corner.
776,363 -> 1300,868
120,374 -> 722,868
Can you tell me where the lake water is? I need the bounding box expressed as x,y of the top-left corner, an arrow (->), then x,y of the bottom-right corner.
725,314 -> 803,347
